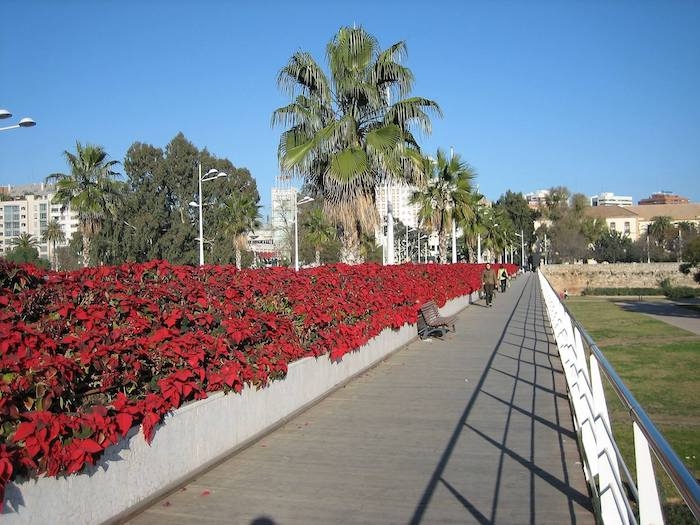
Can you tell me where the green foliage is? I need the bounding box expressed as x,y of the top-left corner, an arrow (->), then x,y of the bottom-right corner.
272,26 -> 440,263
495,191 -> 535,265
47,142 -> 123,268
4,246 -> 50,269
658,278 -> 700,299
582,287 -> 663,296
592,230 -> 635,263
92,133 -> 260,266
411,149 -> 477,263
680,237 -> 700,283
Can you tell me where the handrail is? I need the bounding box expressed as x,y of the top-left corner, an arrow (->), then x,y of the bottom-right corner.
563,301 -> 700,521
541,272 -> 699,522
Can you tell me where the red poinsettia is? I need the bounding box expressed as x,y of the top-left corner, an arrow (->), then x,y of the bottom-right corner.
0,259 -> 516,508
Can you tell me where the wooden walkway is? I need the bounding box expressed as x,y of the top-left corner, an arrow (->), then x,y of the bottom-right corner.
123,273 -> 594,525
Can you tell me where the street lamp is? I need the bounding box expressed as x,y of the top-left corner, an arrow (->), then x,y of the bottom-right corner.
188,164 -> 227,266
0,109 -> 36,132
294,195 -> 314,271
514,230 -> 525,269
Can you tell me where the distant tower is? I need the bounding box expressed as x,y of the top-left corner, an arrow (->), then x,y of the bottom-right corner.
271,174 -> 297,263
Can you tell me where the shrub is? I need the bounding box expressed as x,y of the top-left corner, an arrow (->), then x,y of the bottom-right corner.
582,287 -> 663,296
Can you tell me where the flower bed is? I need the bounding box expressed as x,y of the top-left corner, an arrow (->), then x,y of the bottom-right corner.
0,259 -> 516,507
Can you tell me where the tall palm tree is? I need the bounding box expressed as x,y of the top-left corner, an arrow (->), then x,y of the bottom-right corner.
47,142 -> 122,267
410,149 -> 476,263
459,193 -> 487,263
42,219 -> 65,270
221,193 -> 261,270
272,26 -> 441,264
303,207 -> 336,266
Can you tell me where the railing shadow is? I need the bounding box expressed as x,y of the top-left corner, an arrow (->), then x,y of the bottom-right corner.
410,274 -> 592,525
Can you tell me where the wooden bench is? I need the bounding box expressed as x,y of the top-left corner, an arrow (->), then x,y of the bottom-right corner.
417,300 -> 457,339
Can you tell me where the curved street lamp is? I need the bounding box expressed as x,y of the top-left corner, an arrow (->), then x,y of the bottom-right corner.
188,164 -> 227,266
0,109 -> 36,132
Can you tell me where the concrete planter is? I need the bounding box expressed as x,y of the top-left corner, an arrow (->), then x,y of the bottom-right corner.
1,295 -> 468,524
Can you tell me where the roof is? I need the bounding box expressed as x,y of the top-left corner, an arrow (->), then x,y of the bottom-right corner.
584,203 -> 700,221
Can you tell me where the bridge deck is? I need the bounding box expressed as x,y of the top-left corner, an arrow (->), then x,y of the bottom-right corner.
124,273 -> 594,525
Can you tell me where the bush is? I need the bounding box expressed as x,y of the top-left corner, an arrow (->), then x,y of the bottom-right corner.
582,287 -> 663,296
659,278 -> 700,300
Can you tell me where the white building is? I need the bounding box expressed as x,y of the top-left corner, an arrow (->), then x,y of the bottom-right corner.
525,189 -> 550,209
0,186 -> 78,259
590,192 -> 633,207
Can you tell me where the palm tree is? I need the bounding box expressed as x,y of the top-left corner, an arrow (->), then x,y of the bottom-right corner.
47,142 -> 122,267
42,219 -> 65,270
459,194 -> 487,263
221,193 -> 261,269
410,150 -> 476,263
10,232 -> 39,249
272,26 -> 441,264
303,207 -> 336,266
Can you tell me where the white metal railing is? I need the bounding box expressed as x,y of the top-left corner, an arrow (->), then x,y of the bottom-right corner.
537,272 -> 700,525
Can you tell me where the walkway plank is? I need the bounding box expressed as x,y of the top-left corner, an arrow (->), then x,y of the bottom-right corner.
123,273 -> 594,525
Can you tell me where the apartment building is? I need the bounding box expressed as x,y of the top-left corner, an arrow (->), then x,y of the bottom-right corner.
0,186 -> 78,259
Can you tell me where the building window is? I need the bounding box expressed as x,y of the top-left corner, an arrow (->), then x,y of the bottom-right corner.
610,222 -> 616,231
4,205 -> 21,237
624,222 -> 630,234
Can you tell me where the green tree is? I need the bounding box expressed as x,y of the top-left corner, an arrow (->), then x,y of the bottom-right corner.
680,237 -> 700,283
5,235 -> 49,269
273,26 -> 441,264
410,150 -> 476,263
47,142 -> 122,267
42,219 -> 65,270
94,134 -> 260,266
593,230 -> 634,263
494,191 -> 534,265
220,193 -> 261,270
303,207 -> 336,266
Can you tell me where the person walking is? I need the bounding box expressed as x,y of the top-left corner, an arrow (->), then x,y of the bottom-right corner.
497,266 -> 508,293
481,263 -> 498,307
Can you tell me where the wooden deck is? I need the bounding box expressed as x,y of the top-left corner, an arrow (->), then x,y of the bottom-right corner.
123,273 -> 594,525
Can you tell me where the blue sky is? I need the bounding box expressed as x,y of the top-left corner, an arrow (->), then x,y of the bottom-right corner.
2,0 -> 699,218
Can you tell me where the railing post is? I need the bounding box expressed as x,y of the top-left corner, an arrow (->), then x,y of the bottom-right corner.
634,422 -> 665,525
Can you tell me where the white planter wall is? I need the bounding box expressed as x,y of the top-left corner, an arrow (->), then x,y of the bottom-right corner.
1,295 -> 469,524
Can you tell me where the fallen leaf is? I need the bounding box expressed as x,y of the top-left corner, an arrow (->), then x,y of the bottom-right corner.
201,490 -> 211,497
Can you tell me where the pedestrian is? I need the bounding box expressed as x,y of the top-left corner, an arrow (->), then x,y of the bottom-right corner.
481,263 -> 498,307
497,266 -> 508,293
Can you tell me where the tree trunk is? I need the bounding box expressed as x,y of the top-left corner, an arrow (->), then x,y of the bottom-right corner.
340,227 -> 363,265
438,231 -> 448,264
235,246 -> 242,270
82,234 -> 91,268
315,248 -> 321,266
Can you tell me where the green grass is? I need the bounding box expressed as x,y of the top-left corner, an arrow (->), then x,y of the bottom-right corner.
566,297 -> 699,521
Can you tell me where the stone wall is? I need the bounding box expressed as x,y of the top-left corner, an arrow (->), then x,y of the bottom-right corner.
540,262 -> 699,295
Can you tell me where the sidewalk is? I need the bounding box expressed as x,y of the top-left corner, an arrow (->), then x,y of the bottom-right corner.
123,274 -> 593,525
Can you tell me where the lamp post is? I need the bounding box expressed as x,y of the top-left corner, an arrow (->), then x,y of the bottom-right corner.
188,164 -> 227,266
294,195 -> 314,271
514,230 -> 525,269
0,109 -> 36,132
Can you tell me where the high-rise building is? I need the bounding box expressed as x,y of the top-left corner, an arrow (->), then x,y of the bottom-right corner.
0,186 -> 79,259
270,175 -> 297,262
375,182 -> 420,230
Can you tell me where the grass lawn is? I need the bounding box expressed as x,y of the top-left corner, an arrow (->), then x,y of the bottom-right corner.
566,297 -> 699,521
